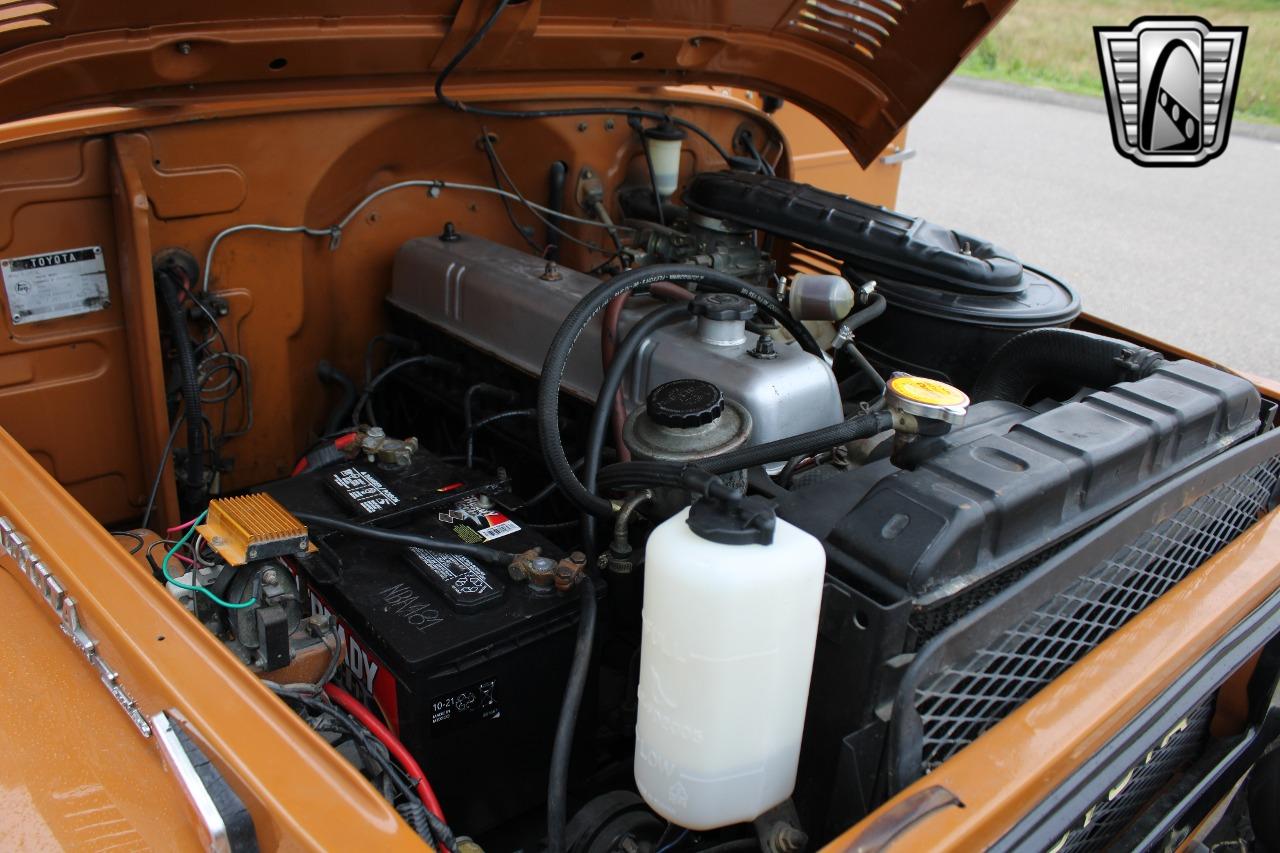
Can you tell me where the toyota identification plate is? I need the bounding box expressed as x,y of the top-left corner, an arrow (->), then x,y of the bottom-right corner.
2,246 -> 109,325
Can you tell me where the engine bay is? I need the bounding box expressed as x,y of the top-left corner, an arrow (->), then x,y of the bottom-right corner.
7,79 -> 1273,852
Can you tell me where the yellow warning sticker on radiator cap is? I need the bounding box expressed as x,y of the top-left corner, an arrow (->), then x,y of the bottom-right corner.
887,375 -> 968,407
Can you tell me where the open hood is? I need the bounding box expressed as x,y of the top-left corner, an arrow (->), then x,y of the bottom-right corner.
0,0 -> 1015,165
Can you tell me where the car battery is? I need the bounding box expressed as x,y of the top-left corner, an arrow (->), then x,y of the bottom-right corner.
265,454 -> 601,834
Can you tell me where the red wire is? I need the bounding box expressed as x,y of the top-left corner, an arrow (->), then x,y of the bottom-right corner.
291,432 -> 359,477
323,683 -> 446,822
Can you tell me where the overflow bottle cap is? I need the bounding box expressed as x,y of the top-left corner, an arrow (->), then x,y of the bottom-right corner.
684,479 -> 777,546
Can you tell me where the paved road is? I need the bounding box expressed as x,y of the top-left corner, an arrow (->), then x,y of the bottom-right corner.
896,79 -> 1280,378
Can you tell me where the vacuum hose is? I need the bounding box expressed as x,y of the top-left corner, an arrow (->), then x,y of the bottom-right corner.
971,328 -> 1165,405
155,267 -> 206,510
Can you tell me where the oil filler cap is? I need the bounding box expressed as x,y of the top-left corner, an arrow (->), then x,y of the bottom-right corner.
690,292 -> 757,321
646,379 -> 725,428
885,374 -> 969,429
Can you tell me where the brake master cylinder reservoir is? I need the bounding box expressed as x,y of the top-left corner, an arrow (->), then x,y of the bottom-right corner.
643,121 -> 687,197
634,491 -> 825,830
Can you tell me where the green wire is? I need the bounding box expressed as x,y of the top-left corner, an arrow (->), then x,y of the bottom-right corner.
161,509 -> 258,610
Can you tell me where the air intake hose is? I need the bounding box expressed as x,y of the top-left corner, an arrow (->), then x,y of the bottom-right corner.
971,328 -> 1165,405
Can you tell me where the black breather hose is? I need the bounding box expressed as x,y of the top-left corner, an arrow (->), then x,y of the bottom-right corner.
155,267 -> 206,509
580,301 -> 692,542
843,340 -> 886,394
537,264 -> 824,518
292,512 -> 514,566
463,408 -> 538,468
317,361 -> 358,436
843,292 -> 886,333
546,575 -> 597,853
351,354 -> 462,427
595,410 -> 895,492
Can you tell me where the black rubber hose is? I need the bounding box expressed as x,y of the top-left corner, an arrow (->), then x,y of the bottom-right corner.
292,512 -> 515,566
583,303 -> 692,503
971,328 -> 1165,405
317,360 -> 357,436
352,354 -> 462,427
578,302 -> 691,575
842,340 -> 886,394
547,575 -> 597,853
464,408 -> 537,468
155,268 -> 206,509
538,264 -> 824,518
842,292 -> 886,333
596,410 -> 894,491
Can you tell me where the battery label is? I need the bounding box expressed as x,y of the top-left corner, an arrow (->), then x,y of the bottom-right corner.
404,547 -> 504,613
328,467 -> 402,517
439,495 -> 521,542
2,246 -> 109,325
431,678 -> 500,732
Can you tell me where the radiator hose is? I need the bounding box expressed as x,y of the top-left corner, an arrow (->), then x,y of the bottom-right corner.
155,267 -> 206,510
971,328 -> 1165,405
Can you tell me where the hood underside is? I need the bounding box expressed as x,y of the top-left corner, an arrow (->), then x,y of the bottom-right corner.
0,0 -> 1015,166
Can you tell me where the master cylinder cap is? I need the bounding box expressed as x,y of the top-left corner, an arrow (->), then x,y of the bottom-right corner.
885,373 -> 969,433
646,378 -> 725,428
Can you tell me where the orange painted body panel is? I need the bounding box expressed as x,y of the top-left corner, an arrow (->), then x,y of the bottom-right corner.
0,567 -> 203,851
0,0 -> 1018,167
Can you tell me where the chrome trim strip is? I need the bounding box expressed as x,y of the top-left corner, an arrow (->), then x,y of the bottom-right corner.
152,712 -> 231,853
0,515 -> 151,737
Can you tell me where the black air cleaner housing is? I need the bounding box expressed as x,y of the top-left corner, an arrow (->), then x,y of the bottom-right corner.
683,171 -> 1081,388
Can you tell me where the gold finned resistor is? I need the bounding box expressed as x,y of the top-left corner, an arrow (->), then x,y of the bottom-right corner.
195,493 -> 314,566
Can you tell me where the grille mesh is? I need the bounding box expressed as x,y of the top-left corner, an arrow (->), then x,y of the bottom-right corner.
914,456 -> 1280,771
1052,700 -> 1213,853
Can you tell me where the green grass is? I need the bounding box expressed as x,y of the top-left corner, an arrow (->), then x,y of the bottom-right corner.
958,0 -> 1280,124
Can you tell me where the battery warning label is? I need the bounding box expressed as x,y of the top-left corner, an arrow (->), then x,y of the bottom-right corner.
328,467 -> 402,517
439,495 -> 521,542
404,547 -> 504,612
2,246 -> 109,325
432,678 -> 500,731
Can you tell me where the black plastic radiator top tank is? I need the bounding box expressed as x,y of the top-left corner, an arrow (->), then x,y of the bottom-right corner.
778,358 -> 1264,838
683,171 -> 1081,389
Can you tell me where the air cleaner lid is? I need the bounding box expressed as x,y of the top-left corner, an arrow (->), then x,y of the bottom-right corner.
869,265 -> 1081,329
685,172 -> 1027,295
